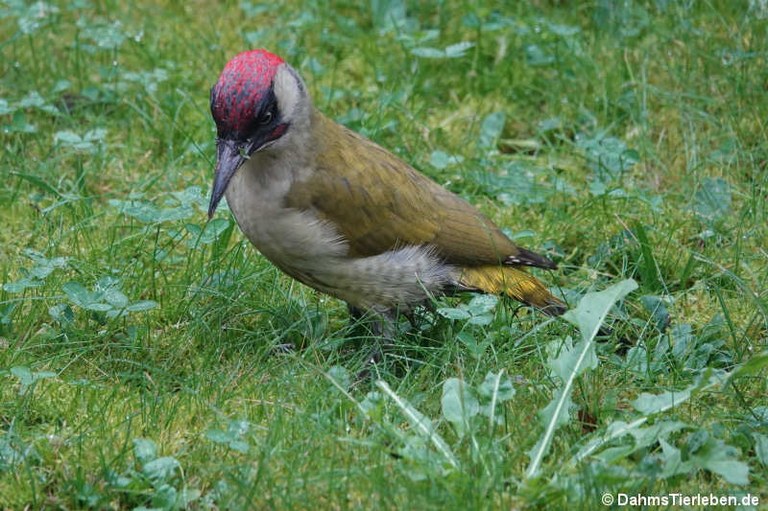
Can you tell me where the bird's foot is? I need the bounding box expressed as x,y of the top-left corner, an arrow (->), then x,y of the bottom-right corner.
348,305 -> 399,382
270,343 -> 296,354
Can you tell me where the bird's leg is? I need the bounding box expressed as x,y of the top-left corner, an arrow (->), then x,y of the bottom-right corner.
405,298 -> 441,329
347,304 -> 366,324
271,342 -> 296,354
347,304 -> 400,380
347,304 -> 397,340
366,309 -> 398,364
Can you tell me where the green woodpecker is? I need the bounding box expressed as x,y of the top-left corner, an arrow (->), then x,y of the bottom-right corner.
207,49 -> 566,327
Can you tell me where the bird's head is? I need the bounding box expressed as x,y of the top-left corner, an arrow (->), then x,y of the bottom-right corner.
207,49 -> 308,217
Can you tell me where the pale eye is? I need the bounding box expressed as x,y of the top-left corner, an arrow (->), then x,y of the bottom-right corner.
259,110 -> 273,125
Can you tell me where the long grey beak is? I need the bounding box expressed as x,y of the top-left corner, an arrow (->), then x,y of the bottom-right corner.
208,139 -> 245,218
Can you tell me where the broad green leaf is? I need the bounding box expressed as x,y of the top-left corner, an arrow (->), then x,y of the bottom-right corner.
109,198 -> 193,223
227,419 -> 249,437
24,249 -> 65,267
478,371 -> 515,428
563,279 -> 638,343
727,350 -> 768,383
103,287 -> 129,308
359,391 -> 384,419
572,419 -> 689,466
227,440 -> 249,454
0,433 -> 37,471
6,111 -> 37,133
595,444 -> 635,464
686,429 -> 709,454
0,99 -> 13,115
465,294 -> 498,315
467,314 -> 493,326
54,128 -> 104,152
478,371 -> 515,402
630,421 -> 689,449
470,161 -> 567,206
122,69 -> 168,94
62,281 -> 96,307
183,224 -> 202,239
19,91 -> 59,114
670,324 -> 694,361
3,277 -> 44,293
53,130 -> 82,145
142,456 -> 180,482
444,41 -> 474,58
538,388 -> 574,431
479,111 -> 505,150
205,420 -> 250,453
456,331 -> 490,359
61,282 -> 113,312
411,42 -> 474,59
170,187 -> 207,209
411,47 -> 446,58
327,365 -> 351,392
95,276 -> 120,291
754,433 -> 768,466
693,439 -> 749,485
132,438 -> 157,463
83,128 -> 106,142
546,21 -> 580,36
632,388 -> 693,414
11,366 -> 56,388
658,438 -> 692,478
429,150 -> 463,169
527,280 -> 636,479
377,380 -> 458,469
205,430 -> 231,444
371,0 -> 407,31
694,177 -> 731,221
49,303 -> 74,324
549,336 -> 598,383
576,134 -> 639,182
198,218 -> 231,244
78,18 -> 127,49
125,301 -> 158,313
527,388 -> 575,475
436,307 -> 471,321
640,295 -> 669,332
441,378 -> 479,437
525,44 -> 554,66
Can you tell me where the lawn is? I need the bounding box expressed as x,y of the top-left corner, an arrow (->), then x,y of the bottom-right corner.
1,1 -> 767,509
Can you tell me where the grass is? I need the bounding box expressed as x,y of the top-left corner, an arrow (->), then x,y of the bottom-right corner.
1,0 -> 767,509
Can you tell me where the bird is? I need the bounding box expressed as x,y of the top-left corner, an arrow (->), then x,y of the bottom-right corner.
207,49 -> 566,337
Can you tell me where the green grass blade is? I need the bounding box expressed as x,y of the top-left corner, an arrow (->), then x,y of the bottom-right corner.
377,380 -> 460,470
526,279 -> 638,478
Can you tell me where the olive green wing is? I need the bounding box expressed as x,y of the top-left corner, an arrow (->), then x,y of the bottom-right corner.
286,113 -> 555,269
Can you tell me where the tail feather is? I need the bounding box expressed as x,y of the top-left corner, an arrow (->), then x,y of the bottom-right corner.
458,266 -> 566,316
